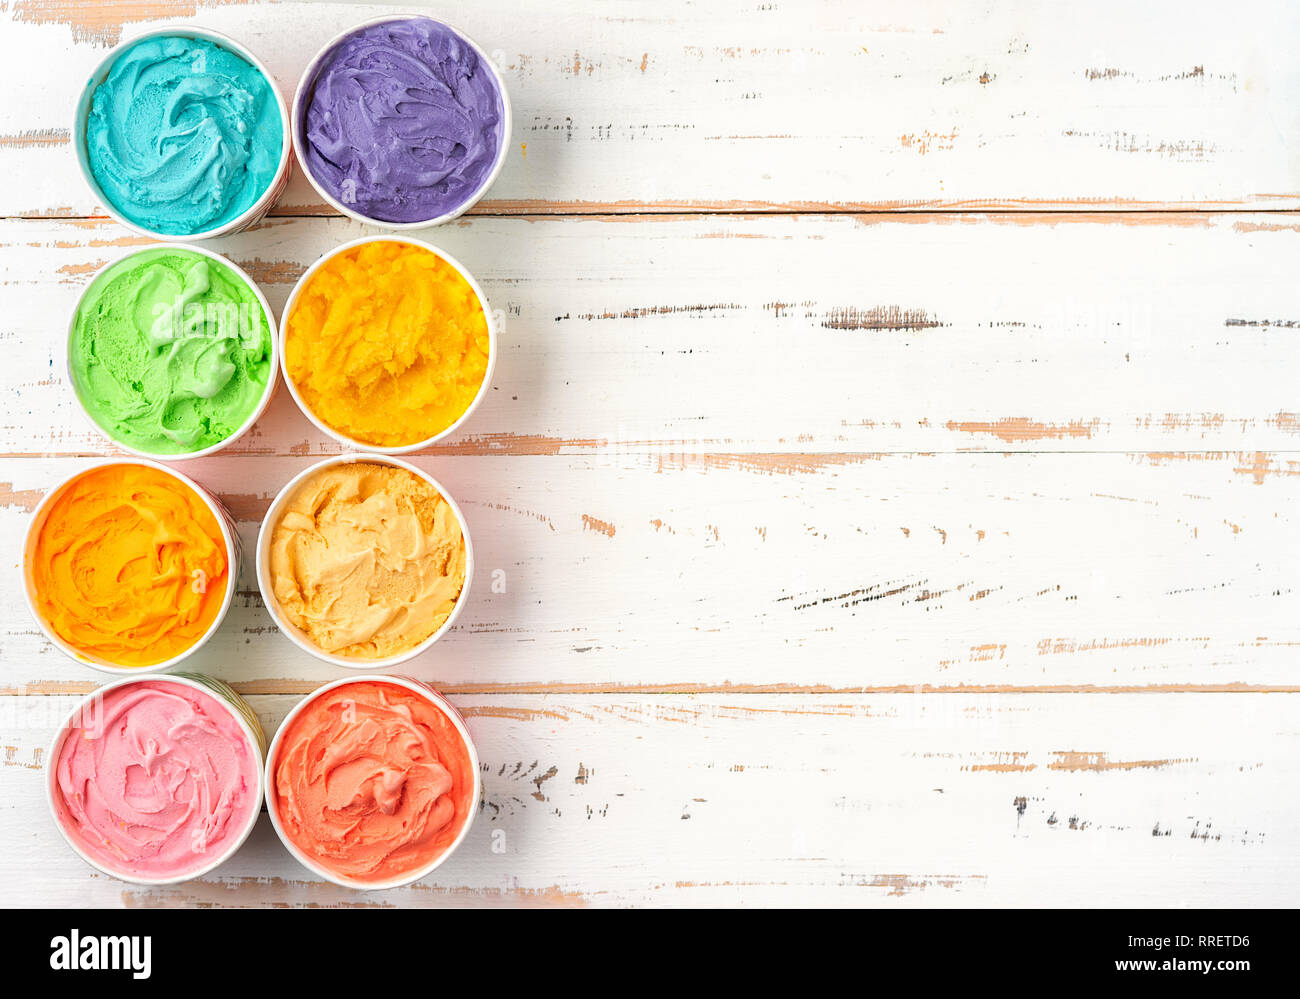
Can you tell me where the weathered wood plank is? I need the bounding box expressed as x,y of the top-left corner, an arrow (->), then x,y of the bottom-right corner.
1,693 -> 1294,907
3,0 -> 1298,216
5,213 -> 1300,458
5,449 -> 1300,690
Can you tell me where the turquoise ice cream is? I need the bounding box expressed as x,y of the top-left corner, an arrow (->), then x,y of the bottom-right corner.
85,35 -> 282,236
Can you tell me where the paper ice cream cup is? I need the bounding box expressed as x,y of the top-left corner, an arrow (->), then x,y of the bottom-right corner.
65,243 -> 280,461
74,25 -> 292,241
265,674 -> 480,890
292,14 -> 511,228
255,453 -> 473,669
22,459 -> 241,675
278,235 -> 497,454
46,673 -> 266,885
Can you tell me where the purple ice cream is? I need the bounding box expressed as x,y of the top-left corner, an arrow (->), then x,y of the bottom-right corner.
301,17 -> 505,223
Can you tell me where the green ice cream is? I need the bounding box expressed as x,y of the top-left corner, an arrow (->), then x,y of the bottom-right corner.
70,248 -> 272,454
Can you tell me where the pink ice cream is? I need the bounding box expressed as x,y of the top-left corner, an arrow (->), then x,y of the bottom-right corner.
52,680 -> 260,880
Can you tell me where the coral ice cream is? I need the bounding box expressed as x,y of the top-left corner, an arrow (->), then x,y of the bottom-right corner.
273,681 -> 476,883
284,240 -> 490,447
301,17 -> 505,222
31,464 -> 229,667
268,462 -> 467,659
52,680 -> 260,880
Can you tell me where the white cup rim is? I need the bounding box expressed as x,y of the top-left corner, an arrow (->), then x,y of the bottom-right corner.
65,242 -> 280,461
45,673 -> 266,886
22,458 -> 240,675
278,235 -> 497,453
73,24 -> 292,242
264,674 -> 480,890
255,453 -> 474,669
290,12 -> 512,228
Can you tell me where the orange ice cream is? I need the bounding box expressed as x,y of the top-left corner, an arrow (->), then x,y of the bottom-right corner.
273,681 -> 476,883
268,462 -> 467,659
30,464 -> 229,666
284,240 -> 490,447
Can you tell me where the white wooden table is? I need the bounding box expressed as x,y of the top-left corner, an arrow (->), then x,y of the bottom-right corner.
2,0 -> 1299,907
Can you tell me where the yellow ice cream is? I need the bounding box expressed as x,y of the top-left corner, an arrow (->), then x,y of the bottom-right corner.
268,462 -> 467,659
283,240 -> 490,447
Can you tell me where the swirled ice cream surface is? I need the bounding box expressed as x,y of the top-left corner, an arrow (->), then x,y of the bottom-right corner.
86,35 -> 282,235
302,18 -> 504,222
70,248 -> 272,455
273,681 -> 474,882
53,680 -> 259,879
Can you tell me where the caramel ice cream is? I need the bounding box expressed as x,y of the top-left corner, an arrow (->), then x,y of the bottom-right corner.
268,462 -> 466,658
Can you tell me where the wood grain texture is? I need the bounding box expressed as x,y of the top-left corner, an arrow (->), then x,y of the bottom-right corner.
2,693 -> 1296,907
3,0 -> 1300,216
6,213 -> 1300,456
5,448 -> 1300,691
1,0 -> 1297,908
